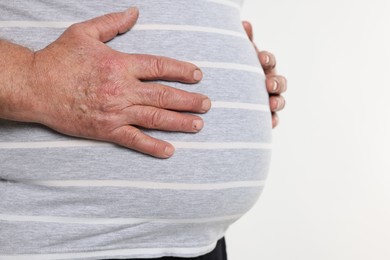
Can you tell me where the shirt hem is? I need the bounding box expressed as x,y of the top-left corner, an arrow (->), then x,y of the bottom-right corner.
0,238 -> 223,260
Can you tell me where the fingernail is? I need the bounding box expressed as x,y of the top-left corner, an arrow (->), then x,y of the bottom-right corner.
276,98 -> 285,110
201,99 -> 211,112
276,99 -> 281,110
125,7 -> 138,16
272,79 -> 279,92
265,54 -> 270,64
192,119 -> 204,132
193,69 -> 203,81
164,145 -> 175,157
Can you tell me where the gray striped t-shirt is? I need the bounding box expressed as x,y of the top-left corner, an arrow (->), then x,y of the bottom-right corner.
0,0 -> 272,259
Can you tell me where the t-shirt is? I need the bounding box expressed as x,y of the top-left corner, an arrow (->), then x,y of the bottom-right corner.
0,0 -> 272,259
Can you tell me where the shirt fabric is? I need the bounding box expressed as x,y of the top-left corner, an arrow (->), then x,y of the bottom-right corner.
0,0 -> 272,259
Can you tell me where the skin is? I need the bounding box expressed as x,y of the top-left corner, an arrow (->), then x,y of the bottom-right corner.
242,21 -> 287,128
0,7 -> 287,159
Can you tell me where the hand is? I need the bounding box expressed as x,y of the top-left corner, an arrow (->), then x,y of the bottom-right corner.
242,21 -> 287,128
27,8 -> 211,158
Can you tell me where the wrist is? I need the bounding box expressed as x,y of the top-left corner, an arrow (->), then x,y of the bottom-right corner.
0,40 -> 40,123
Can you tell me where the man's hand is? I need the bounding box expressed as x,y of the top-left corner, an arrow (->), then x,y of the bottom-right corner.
0,8 -> 211,158
242,21 -> 287,128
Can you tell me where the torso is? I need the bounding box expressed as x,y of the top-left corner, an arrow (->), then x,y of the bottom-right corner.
0,0 -> 272,258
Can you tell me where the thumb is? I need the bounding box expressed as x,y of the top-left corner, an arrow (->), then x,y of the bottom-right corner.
81,7 -> 139,42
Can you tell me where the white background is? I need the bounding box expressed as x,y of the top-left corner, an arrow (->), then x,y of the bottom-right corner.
226,0 -> 390,259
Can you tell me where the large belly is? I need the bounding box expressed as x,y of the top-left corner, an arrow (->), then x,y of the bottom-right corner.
0,0 -> 272,256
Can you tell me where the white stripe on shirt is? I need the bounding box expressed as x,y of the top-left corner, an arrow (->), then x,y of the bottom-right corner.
0,213 -> 241,224
0,141 -> 272,149
212,102 -> 269,111
0,22 -> 247,38
15,180 -> 266,190
190,61 -> 264,74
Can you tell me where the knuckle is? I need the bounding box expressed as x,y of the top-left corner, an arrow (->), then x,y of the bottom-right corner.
96,110 -> 126,129
176,64 -> 186,78
101,13 -> 118,27
148,109 -> 163,128
96,57 -> 127,93
98,82 -> 123,99
151,56 -> 166,77
103,13 -> 116,22
151,141 -> 163,157
180,117 -> 191,129
175,116 -> 190,130
156,87 -> 170,108
67,23 -> 83,34
93,65 -> 126,100
185,93 -> 203,111
124,128 -> 142,148
64,23 -> 88,39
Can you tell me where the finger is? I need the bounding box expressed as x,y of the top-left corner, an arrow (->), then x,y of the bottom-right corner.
272,113 -> 279,129
128,106 -> 204,133
128,54 -> 203,84
259,51 -> 277,75
242,21 -> 254,41
269,95 -> 286,112
266,75 -> 287,94
242,21 -> 261,54
111,126 -> 175,158
79,7 -> 139,42
133,82 -> 211,113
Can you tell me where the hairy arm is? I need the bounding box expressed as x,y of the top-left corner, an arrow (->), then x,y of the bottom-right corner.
0,40 -> 36,122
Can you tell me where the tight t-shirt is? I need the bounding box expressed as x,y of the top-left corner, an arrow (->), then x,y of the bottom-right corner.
0,0 -> 272,259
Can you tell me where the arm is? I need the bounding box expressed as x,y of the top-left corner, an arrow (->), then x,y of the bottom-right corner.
0,8 -> 211,158
242,21 -> 287,128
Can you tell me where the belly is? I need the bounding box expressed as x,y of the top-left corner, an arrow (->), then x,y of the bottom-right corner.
0,0 -> 272,255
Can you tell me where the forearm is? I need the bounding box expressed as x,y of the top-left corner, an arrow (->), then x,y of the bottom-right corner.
0,40 -> 36,122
